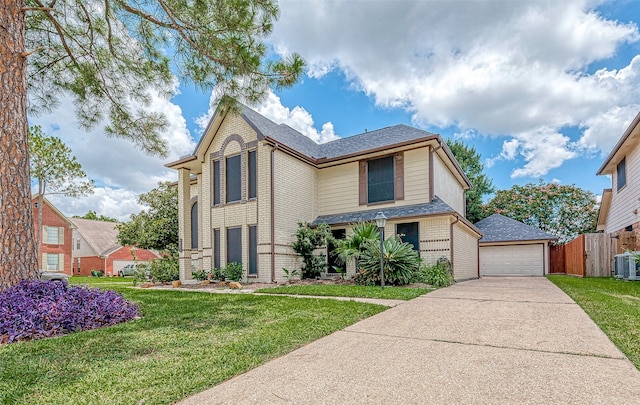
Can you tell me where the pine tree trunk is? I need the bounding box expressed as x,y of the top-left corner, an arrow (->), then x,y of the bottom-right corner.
0,0 -> 39,290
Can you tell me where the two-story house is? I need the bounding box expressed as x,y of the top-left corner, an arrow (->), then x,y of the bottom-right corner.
597,111 -> 640,251
167,104 -> 481,283
69,218 -> 159,276
32,196 -> 75,274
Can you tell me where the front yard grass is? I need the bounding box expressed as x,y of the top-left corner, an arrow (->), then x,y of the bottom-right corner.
70,276 -> 133,285
548,275 -> 640,369
255,284 -> 433,300
0,286 -> 386,404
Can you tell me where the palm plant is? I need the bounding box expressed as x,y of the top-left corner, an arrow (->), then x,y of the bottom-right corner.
333,222 -> 380,271
357,236 -> 420,286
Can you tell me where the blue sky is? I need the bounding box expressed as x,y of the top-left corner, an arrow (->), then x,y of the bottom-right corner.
33,0 -> 640,220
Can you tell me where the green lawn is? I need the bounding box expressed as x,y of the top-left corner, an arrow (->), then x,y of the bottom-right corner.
548,276 -> 640,369
70,276 -> 133,285
255,284 -> 433,300
0,285 -> 386,404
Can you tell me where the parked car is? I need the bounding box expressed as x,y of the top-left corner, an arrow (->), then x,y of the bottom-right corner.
118,264 -> 138,277
38,270 -> 69,283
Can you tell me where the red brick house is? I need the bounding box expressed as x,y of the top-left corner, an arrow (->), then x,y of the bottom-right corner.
69,218 -> 159,276
32,196 -> 75,275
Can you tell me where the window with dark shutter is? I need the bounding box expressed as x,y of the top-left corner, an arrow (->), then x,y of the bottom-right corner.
227,227 -> 242,265
367,156 -> 395,203
226,155 -> 241,202
248,150 -> 257,199
617,157 -> 627,191
213,160 -> 220,205
249,225 -> 257,275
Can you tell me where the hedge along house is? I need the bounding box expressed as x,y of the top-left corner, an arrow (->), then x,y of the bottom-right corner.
167,104 -> 482,284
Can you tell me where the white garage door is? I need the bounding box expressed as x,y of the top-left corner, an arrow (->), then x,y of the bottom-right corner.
480,244 -> 544,276
113,260 -> 136,275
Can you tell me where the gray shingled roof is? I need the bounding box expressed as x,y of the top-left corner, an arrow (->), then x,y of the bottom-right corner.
474,214 -> 557,243
241,105 -> 436,161
69,218 -> 122,255
311,196 -> 456,226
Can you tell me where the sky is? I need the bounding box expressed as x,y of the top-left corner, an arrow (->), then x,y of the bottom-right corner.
32,0 -> 640,221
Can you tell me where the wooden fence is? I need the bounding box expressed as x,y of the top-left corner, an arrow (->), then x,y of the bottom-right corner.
549,233 -> 618,277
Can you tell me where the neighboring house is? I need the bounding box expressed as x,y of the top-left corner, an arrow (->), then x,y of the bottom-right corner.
475,214 -> 557,276
32,196 -> 75,275
597,111 -> 640,251
69,218 -> 159,276
167,104 -> 482,283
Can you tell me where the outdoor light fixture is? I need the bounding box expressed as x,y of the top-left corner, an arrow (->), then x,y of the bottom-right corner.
374,212 -> 387,289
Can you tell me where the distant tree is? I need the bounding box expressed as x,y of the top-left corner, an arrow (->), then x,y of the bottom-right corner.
446,139 -> 495,223
1,0 -> 304,289
29,126 -> 94,262
74,210 -> 118,223
483,180 -> 598,244
117,182 -> 178,252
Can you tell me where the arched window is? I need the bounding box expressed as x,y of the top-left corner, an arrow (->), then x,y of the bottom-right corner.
191,201 -> 198,249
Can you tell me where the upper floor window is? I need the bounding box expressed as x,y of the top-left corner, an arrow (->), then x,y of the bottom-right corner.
76,238 -> 81,250
44,226 -> 63,245
617,157 -> 627,191
226,154 -> 241,203
248,150 -> 257,199
367,156 -> 395,203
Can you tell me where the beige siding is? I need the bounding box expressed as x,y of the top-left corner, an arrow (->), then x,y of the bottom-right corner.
606,145 -> 640,233
272,149 -> 317,282
318,147 -> 430,216
419,216 -> 452,265
433,153 -> 465,213
452,222 -> 479,281
318,162 -> 358,216
403,148 -> 430,204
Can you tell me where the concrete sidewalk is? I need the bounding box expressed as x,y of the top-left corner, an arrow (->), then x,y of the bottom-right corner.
179,277 -> 640,404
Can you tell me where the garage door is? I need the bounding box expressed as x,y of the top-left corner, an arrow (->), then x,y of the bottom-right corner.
113,260 -> 136,276
480,244 -> 544,276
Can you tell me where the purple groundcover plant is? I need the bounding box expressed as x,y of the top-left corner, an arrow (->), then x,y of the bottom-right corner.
0,280 -> 139,343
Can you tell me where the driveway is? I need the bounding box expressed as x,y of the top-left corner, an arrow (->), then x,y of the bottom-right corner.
180,277 -> 640,404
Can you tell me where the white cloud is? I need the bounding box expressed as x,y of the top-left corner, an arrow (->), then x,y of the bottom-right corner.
30,91 -> 195,220
271,0 -> 640,177
196,89 -> 340,144
254,91 -> 340,143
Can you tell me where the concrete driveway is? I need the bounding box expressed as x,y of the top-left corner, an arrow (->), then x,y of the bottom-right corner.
179,277 -> 640,404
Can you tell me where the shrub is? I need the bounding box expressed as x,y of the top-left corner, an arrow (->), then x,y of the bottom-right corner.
212,267 -> 225,281
192,269 -> 211,281
357,237 -> 420,286
0,280 -> 139,343
291,222 -> 333,278
90,270 -> 104,277
224,262 -> 243,282
139,253 -> 179,283
414,257 -> 453,287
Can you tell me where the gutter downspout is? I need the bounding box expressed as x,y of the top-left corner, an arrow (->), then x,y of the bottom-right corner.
270,144 -> 278,283
450,215 -> 460,279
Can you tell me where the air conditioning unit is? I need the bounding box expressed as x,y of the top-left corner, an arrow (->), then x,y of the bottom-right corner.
614,254 -> 628,279
614,253 -> 640,281
628,253 -> 640,281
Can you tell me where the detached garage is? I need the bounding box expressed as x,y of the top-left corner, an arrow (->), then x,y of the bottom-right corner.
475,214 -> 557,276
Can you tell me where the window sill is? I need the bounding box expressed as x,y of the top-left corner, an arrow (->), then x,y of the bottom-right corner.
367,199 -> 395,206
617,184 -> 628,193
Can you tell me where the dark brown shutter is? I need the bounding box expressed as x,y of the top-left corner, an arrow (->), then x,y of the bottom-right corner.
359,160 -> 367,205
395,152 -> 404,201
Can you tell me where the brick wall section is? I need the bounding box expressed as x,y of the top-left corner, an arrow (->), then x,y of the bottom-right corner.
32,199 -> 73,275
